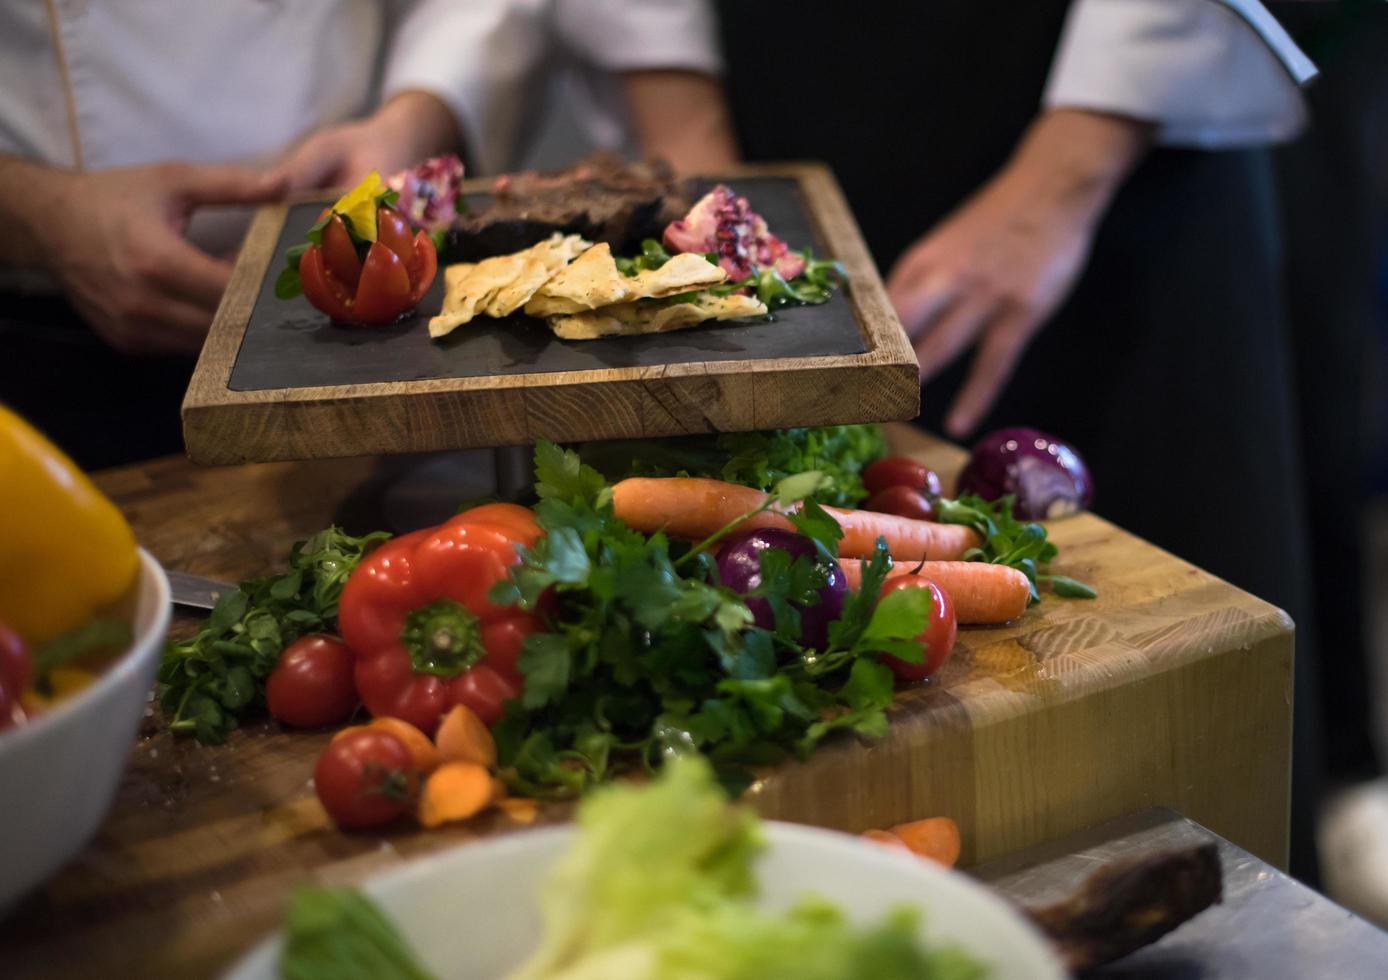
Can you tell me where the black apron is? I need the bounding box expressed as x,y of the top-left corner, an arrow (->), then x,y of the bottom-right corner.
719,0 -> 1321,881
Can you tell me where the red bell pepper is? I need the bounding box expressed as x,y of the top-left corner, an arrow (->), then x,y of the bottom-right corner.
0,620 -> 31,729
338,504 -> 543,734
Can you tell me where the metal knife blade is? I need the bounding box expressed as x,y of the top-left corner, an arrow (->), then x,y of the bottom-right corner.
167,570 -> 234,611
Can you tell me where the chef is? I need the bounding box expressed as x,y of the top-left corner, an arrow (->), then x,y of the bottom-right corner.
716,0 -> 1321,879
0,0 -> 728,462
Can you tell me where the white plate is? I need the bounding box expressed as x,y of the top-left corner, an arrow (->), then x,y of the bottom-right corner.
0,549 -> 171,913
229,821 -> 1063,979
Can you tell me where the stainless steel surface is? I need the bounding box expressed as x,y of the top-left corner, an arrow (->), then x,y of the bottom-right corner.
166,569 -> 232,611
973,808 -> 1388,978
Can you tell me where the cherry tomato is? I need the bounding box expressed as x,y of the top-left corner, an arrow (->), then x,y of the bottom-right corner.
320,214 -> 362,290
375,206 -> 416,263
314,728 -> 418,829
266,635 -> 358,728
406,230 -> 438,304
877,576 -> 957,681
299,245 -> 356,321
865,485 -> 937,521
352,242 -> 413,324
0,621 -> 32,695
863,458 -> 943,497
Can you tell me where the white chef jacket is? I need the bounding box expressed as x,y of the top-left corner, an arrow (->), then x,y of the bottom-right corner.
0,0 -> 721,177
1044,0 -> 1315,145
0,1 -> 1310,178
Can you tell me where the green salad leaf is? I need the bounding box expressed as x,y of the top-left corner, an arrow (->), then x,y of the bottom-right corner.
511,757 -> 987,980
576,424 -> 886,509
280,886 -> 435,980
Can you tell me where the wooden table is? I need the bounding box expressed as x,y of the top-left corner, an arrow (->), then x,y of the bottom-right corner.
1,425 -> 1294,978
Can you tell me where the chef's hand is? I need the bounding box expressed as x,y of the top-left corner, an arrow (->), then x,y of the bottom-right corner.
274,91 -> 462,192
1,157 -> 284,355
887,110 -> 1150,438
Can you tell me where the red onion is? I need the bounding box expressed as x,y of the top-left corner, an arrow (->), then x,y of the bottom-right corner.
715,528 -> 846,649
956,428 -> 1092,519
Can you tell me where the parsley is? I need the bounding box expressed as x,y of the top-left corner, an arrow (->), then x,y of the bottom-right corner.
935,494 -> 1095,602
489,443 -> 929,799
158,527 -> 390,743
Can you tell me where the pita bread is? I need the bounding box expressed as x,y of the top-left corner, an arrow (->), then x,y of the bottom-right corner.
429,233 -> 588,339
549,293 -> 767,341
524,244 -> 726,318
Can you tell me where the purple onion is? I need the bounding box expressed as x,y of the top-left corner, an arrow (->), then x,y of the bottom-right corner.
715,528 -> 846,649
956,427 -> 1093,520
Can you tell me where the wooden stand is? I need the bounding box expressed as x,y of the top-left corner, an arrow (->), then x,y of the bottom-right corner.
182,164 -> 919,465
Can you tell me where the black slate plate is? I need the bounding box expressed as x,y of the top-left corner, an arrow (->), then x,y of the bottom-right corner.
227,177 -> 867,392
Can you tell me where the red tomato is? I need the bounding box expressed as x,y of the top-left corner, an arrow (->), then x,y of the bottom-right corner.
266,635 -> 358,728
375,206 -> 415,263
863,457 -> 943,497
865,485 -> 937,522
406,230 -> 438,304
314,728 -> 418,829
877,576 -> 957,681
352,242 -> 413,324
299,245 -> 356,321
320,214 -> 362,290
0,621 -> 32,695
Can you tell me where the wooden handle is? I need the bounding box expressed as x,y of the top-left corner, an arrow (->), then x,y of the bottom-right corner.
1022,843 -> 1223,972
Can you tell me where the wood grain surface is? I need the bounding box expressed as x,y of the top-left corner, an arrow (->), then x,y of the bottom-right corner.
182,164 -> 920,465
0,425 -> 1293,979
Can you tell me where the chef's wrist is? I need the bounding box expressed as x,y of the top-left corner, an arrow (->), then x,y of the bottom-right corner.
369,90 -> 464,165
1004,109 -> 1152,227
0,156 -> 75,273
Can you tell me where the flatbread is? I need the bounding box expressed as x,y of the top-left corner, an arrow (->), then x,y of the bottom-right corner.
549,293 -> 767,341
429,233 -> 588,339
524,244 -> 726,318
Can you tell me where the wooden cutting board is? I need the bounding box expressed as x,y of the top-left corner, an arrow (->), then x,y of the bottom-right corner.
0,425 -> 1292,979
182,164 -> 919,465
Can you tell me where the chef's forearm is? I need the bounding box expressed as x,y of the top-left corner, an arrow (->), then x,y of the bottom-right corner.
1003,109 -> 1152,227
0,155 -> 73,272
623,70 -> 738,173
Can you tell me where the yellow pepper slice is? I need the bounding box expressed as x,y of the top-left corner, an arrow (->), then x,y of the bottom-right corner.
0,405 -> 138,647
331,170 -> 387,243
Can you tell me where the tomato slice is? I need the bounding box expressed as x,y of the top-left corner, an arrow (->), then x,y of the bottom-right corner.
376,206 -> 415,263
320,214 -> 362,290
353,242 -> 413,324
299,245 -> 356,321
407,230 -> 438,304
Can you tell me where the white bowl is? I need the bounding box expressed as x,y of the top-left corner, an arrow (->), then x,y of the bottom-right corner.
0,549 -> 170,912
229,821 -> 1064,979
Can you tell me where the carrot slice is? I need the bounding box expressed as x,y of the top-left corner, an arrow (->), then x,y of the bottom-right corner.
497,797 -> 541,825
434,704 -> 497,768
841,560 -> 1031,624
861,828 -> 912,852
889,817 -> 961,867
418,762 -> 495,828
610,477 -> 979,561
336,717 -> 441,773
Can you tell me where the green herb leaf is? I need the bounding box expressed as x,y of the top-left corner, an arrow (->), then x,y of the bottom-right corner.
1044,575 -> 1097,599
275,265 -> 303,300
33,617 -> 132,682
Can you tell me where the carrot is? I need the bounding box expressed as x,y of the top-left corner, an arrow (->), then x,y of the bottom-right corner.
434,704 -> 497,768
841,560 -> 1031,624
418,762 -> 495,828
497,797 -> 541,825
890,817 -> 961,867
610,477 -> 979,560
861,828 -> 912,852
336,718 -> 441,773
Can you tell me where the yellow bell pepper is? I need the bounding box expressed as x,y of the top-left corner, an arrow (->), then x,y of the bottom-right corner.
0,404 -> 138,647
331,170 -> 387,242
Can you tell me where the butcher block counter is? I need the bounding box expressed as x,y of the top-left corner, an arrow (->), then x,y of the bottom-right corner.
1,424 -> 1294,979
